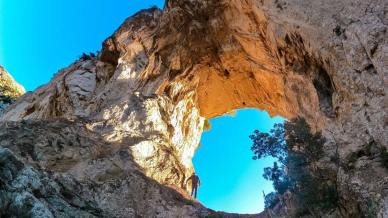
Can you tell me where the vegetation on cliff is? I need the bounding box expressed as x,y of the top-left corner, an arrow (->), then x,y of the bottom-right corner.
250,117 -> 339,216
0,67 -> 25,114
0,67 -> 25,99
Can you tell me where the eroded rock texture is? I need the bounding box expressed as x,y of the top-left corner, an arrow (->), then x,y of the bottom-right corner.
1,0 -> 387,217
0,120 -> 216,218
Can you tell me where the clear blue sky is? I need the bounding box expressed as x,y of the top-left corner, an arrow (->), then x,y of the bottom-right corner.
0,1 -> 284,214
0,0 -> 164,91
194,109 -> 283,213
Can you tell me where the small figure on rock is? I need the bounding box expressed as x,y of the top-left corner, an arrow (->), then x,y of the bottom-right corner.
186,173 -> 201,199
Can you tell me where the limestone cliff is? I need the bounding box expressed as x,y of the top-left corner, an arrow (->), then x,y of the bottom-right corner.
0,0 -> 387,217
0,66 -> 25,115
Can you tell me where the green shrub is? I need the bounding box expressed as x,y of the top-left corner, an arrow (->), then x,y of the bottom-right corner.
0,95 -> 13,104
203,119 -> 212,131
346,141 -> 380,170
380,147 -> 388,169
366,199 -> 378,218
330,153 -> 340,164
79,52 -> 96,61
264,192 -> 279,209
250,117 -> 339,214
364,141 -> 374,156
184,199 -> 195,206
347,152 -> 359,164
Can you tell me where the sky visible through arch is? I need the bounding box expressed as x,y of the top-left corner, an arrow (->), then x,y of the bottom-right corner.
194,109 -> 284,213
0,0 -> 285,214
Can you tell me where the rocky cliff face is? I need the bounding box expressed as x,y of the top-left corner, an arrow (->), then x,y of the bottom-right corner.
1,0 -> 387,217
0,66 -> 25,115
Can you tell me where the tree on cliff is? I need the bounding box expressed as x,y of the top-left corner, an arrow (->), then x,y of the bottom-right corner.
250,117 -> 338,216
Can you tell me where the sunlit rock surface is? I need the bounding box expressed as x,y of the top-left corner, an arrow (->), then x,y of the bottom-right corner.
1,0 -> 387,217
0,66 -> 25,115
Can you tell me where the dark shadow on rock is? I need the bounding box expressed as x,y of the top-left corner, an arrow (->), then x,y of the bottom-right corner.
0,119 -> 260,217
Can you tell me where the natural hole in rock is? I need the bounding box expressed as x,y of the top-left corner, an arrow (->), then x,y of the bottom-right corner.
193,109 -> 284,214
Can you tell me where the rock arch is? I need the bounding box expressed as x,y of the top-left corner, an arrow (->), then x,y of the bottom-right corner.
1,0 -> 387,217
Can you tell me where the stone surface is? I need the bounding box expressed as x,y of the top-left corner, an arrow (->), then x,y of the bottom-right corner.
1,0 -> 387,217
0,66 -> 25,115
0,120 -> 222,218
